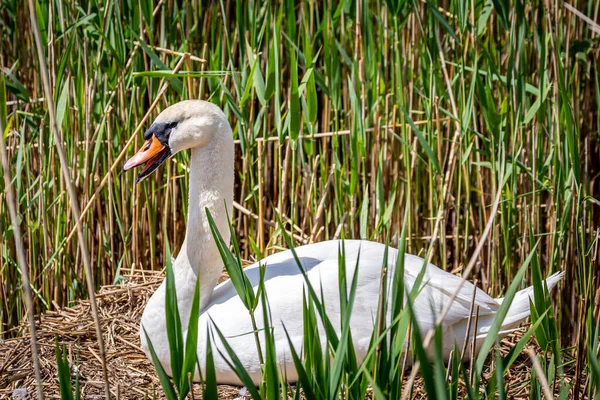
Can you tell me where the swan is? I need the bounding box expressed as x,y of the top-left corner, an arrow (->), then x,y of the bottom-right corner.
123,100 -> 563,385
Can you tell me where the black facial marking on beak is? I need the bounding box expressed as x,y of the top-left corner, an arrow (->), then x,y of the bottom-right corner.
143,121 -> 178,146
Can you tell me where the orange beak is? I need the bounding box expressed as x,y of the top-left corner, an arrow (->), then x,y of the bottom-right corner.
123,136 -> 171,183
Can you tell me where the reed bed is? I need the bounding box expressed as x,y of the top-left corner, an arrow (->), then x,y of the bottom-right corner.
0,0 -> 599,398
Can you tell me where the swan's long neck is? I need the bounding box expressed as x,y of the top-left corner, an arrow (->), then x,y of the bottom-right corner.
173,134 -> 234,321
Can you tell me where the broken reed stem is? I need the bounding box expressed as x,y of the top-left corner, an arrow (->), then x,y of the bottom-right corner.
564,1 -> 600,34
0,117 -> 45,399
460,282 -> 479,361
133,42 -> 207,63
231,118 -> 442,144
26,2 -> 111,398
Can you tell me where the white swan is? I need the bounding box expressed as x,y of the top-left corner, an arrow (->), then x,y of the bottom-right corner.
124,100 -> 563,385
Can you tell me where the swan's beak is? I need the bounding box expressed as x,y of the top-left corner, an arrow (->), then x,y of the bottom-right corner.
123,135 -> 171,183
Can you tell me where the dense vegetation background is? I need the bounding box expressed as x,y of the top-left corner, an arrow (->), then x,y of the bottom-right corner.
0,0 -> 599,396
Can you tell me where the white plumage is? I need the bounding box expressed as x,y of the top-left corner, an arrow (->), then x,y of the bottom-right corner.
124,100 -> 563,385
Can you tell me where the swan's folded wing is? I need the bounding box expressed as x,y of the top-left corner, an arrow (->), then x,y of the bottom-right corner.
402,254 -> 499,331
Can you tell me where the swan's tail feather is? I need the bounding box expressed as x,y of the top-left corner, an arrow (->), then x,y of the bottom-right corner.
495,271 -> 564,331
457,272 -> 563,357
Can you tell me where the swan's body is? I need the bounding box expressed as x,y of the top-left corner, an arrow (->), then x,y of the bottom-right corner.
125,100 -> 563,385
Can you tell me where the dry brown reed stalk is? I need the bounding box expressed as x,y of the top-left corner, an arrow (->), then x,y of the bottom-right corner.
230,119 -> 442,143
132,42 -> 208,63
564,2 -> 600,34
0,116 -> 45,399
233,200 -> 308,244
527,347 -> 554,400
25,1 -> 111,397
460,282 -> 480,362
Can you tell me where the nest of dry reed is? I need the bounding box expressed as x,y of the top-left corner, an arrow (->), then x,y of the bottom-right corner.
0,268 -> 581,399
0,268 -> 237,399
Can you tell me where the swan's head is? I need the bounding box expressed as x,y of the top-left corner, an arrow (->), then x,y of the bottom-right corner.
123,100 -> 231,183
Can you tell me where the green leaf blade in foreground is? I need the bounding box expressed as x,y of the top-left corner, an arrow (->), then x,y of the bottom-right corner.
165,244 -> 184,389
289,50 -> 301,142
328,244 -> 360,400
203,330 -> 219,400
143,328 -> 178,400
206,208 -> 255,310
405,295 -> 438,397
260,277 -> 280,400
210,319 -> 262,400
179,273 -> 202,396
475,241 -> 539,374
55,341 -> 74,400
282,324 -> 319,399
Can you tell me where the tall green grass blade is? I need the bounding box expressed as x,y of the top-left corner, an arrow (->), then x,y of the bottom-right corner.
363,370 -> 386,400
300,290 -> 326,398
55,82 -> 69,130
55,341 -> 74,400
475,241 -> 539,374
328,243 -> 360,400
179,272 -> 202,397
164,243 -> 184,389
203,330 -> 219,400
288,50 -> 301,143
426,0 -> 458,42
403,110 -> 441,174
502,308 -> 549,373
529,227 -> 549,350
206,208 -> 255,310
209,320 -> 261,400
282,325 -> 318,399
259,266 -> 279,400
589,347 -> 600,400
143,328 -> 178,400
449,347 -> 459,400
432,324 -> 448,400
495,346 -> 506,400
405,296 -> 438,397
